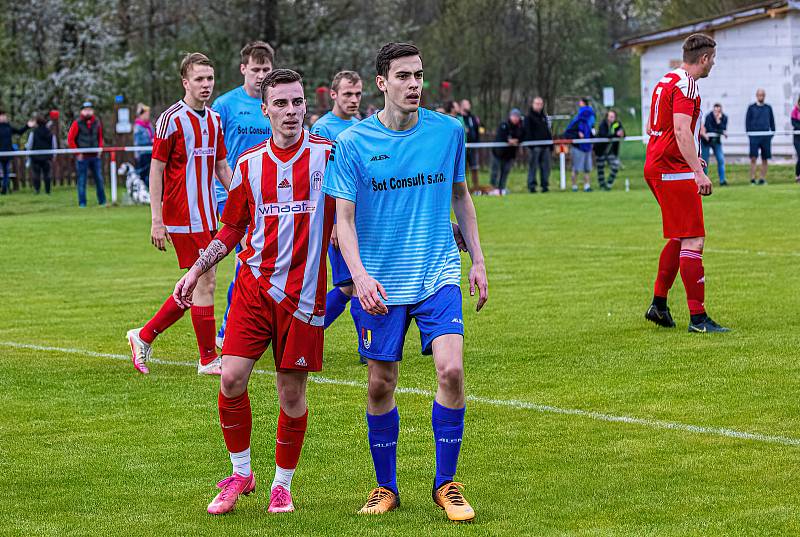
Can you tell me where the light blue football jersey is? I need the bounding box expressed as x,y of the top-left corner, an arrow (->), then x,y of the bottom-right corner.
212,86 -> 271,202
322,107 -> 466,305
311,111 -> 359,141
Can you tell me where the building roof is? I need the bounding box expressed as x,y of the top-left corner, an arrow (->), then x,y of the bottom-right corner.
615,0 -> 797,51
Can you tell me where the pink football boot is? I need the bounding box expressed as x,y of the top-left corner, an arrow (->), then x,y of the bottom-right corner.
267,485 -> 295,513
207,473 -> 256,515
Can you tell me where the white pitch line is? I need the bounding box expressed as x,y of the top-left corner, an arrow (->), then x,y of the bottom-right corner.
3,340 -> 799,447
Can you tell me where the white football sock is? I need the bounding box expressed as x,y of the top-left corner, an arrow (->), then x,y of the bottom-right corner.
230,448 -> 251,477
271,465 -> 295,491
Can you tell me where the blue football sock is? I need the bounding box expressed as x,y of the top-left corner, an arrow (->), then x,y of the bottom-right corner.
219,279 -> 234,335
432,401 -> 465,489
367,407 -> 400,494
220,246 -> 242,336
324,287 -> 349,329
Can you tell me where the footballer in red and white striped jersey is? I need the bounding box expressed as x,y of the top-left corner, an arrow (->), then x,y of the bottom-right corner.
644,67 -> 702,178
221,128 -> 335,325
172,69 -> 337,514
128,52 -> 235,380
152,99 -> 227,236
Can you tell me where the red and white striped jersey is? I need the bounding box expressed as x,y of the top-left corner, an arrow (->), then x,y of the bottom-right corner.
152,100 -> 227,234
221,130 -> 335,325
645,68 -> 702,178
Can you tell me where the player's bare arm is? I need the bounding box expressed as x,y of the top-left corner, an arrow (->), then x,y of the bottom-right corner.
148,159 -> 170,251
674,112 -> 712,196
451,222 -> 468,251
214,159 -> 233,190
451,181 -> 488,311
335,197 -> 389,315
173,239 -> 230,308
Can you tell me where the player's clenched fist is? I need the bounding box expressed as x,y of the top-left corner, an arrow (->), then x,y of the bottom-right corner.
695,171 -> 713,196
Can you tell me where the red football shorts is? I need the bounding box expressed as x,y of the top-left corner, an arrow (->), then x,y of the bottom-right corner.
221,268 -> 323,372
645,174 -> 705,239
170,231 -> 216,269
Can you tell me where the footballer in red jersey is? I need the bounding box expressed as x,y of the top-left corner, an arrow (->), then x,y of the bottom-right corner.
644,34 -> 729,333
127,52 -> 234,376
172,69 -> 335,515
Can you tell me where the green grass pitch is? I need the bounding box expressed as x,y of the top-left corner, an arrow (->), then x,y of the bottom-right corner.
1,161 -> 799,536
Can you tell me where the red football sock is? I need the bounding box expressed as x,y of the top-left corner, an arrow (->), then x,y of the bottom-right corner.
219,390 -> 252,453
275,408 -> 308,470
679,249 -> 706,315
654,238 -> 681,298
140,297 -> 187,344
191,305 -> 217,365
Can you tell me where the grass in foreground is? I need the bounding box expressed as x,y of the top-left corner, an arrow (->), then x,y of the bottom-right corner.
1,169 -> 799,536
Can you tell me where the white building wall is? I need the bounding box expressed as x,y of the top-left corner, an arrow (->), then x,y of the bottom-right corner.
640,13 -> 799,159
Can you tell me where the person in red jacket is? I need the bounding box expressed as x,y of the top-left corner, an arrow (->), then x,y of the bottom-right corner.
67,101 -> 107,207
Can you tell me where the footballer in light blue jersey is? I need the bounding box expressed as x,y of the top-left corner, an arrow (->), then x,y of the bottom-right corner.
311,71 -> 365,338
323,107 -> 464,304
321,43 -> 487,521
209,42 -> 273,347
212,86 -> 271,205
311,110 -> 359,141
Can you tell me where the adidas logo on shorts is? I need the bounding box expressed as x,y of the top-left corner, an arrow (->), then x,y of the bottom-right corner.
295,356 -> 307,367
278,178 -> 291,188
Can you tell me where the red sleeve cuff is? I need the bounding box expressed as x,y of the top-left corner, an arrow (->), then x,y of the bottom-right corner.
217,224 -> 245,252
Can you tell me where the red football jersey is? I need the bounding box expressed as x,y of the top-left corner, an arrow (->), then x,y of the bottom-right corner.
644,68 -> 701,177
221,130 -> 335,325
152,100 -> 227,234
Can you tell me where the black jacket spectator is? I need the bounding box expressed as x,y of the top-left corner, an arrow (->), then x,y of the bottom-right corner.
594,118 -> 624,156
492,119 -> 524,160
0,121 -> 29,152
462,111 -> 481,144
523,109 -> 551,142
31,123 -> 57,161
703,112 -> 727,145
745,103 -> 775,134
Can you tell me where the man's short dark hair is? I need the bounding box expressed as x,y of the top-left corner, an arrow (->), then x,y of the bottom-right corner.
443,100 -> 458,114
683,33 -> 716,64
260,68 -> 302,102
375,42 -> 421,78
713,102 -> 722,108
331,71 -> 362,92
180,52 -> 213,79
241,41 -> 274,66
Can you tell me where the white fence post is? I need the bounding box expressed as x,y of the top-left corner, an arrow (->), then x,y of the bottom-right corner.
109,151 -> 117,205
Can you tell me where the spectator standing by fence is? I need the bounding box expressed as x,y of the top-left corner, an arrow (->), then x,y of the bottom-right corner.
490,108 -> 523,195
0,110 -> 33,195
745,88 -> 774,185
792,97 -> 800,184
28,115 -> 57,194
461,99 -> 482,192
700,103 -> 727,186
523,96 -> 552,193
565,98 -> 595,192
594,109 -> 624,191
133,104 -> 154,187
67,101 -> 107,207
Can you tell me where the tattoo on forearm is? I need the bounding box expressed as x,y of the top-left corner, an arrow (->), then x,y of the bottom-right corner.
193,239 -> 228,273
